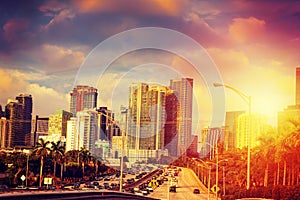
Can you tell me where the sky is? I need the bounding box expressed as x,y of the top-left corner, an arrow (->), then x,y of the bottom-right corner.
0,0 -> 299,130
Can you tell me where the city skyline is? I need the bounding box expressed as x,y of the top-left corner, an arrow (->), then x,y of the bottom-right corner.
0,1 -> 299,128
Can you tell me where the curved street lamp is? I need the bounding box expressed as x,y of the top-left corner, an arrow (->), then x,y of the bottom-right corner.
213,83 -> 251,190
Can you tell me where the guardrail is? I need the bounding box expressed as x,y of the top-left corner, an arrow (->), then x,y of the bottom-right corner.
0,191 -> 160,200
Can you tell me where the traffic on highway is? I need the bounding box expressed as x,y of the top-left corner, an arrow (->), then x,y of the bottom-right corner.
1,165 -> 209,200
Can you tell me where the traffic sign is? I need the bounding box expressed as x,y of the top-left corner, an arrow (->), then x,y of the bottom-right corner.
20,175 -> 26,181
211,184 -> 220,194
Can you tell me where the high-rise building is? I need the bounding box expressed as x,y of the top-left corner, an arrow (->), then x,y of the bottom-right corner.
97,107 -> 115,141
0,117 -> 7,149
70,85 -> 98,116
5,94 -> 32,148
128,84 -> 167,151
76,110 -> 98,155
16,94 -> 33,146
66,110 -> 98,155
200,127 -> 223,159
278,67 -> 300,135
187,135 -> 198,157
66,117 -> 76,152
170,78 -> 193,156
66,117 -> 78,152
5,100 -> 21,148
48,110 -> 72,137
31,115 -> 49,147
236,113 -> 268,149
164,89 -> 178,156
224,111 -> 245,150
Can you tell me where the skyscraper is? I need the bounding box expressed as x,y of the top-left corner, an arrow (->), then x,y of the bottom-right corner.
127,83 -> 171,162
16,94 -> 33,146
70,85 -> 98,116
31,115 -> 49,146
224,111 -> 245,149
69,110 -> 98,155
128,83 -> 167,151
5,94 -> 32,148
0,117 -> 7,149
170,78 -> 193,156
164,89 -> 178,156
278,67 -> 300,136
48,110 -> 72,137
236,113 -> 268,149
97,107 -> 114,141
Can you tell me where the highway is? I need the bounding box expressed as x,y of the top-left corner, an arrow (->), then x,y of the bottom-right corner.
1,167 -> 217,200
149,168 -> 216,200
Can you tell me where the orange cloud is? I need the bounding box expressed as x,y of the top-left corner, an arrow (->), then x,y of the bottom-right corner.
31,44 -> 85,74
229,17 -> 266,43
0,68 -> 69,116
72,0 -> 186,16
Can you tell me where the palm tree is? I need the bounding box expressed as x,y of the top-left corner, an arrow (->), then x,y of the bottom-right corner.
59,153 -> 66,187
92,156 -> 102,176
33,138 -> 50,187
257,128 -> 276,187
50,141 -> 65,185
79,147 -> 91,178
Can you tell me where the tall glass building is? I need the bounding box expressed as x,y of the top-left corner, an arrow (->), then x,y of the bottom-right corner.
170,78 -> 193,157
5,94 -> 32,148
70,85 -> 98,116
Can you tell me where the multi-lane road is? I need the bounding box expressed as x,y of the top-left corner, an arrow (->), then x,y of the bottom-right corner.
149,168 -> 216,200
1,167 -> 217,200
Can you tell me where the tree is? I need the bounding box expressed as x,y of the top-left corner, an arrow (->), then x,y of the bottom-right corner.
50,141 -> 65,185
33,138 -> 51,187
257,128 -> 276,187
79,147 -> 91,178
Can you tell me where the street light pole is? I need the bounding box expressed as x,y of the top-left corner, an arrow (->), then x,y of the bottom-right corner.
201,141 -> 220,197
208,165 -> 211,200
215,146 -> 218,199
119,129 -> 125,192
206,159 -> 228,199
222,166 -> 225,196
26,153 -> 29,187
213,83 -> 251,190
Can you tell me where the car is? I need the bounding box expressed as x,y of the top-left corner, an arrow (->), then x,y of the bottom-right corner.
146,186 -> 153,192
97,185 -> 104,189
141,189 -> 149,195
169,186 -> 176,192
135,190 -> 143,196
193,188 -> 200,194
93,181 -> 99,186
15,185 -> 27,190
0,185 -> 9,192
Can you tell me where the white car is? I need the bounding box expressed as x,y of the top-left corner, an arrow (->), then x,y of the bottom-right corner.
135,190 -> 143,196
146,187 -> 153,192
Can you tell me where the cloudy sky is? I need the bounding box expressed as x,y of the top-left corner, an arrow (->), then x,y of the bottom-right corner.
0,0 -> 299,129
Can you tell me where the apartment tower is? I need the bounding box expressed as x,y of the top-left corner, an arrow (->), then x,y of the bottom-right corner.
70,85 -> 98,116
170,78 -> 193,156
